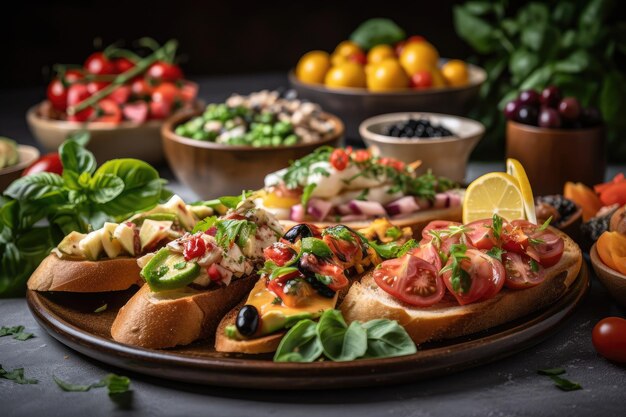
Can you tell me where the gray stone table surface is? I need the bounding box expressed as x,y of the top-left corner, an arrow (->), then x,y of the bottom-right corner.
1,73 -> 626,417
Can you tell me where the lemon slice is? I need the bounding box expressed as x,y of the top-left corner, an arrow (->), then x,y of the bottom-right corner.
506,158 -> 537,224
463,172 -> 525,223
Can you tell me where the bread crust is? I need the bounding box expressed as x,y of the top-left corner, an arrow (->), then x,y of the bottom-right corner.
111,275 -> 258,349
340,228 -> 582,344
27,254 -> 143,293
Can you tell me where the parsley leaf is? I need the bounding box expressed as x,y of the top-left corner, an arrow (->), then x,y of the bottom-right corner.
0,364 -> 38,384
439,244 -> 470,293
385,226 -> 402,240
191,215 -> 218,234
216,219 -> 257,250
368,239 -> 418,259
538,216 -> 553,231
491,213 -> 503,240
0,325 -> 35,341
280,146 -> 334,189
486,247 -> 506,261
301,183 -> 317,211
54,373 -> 131,396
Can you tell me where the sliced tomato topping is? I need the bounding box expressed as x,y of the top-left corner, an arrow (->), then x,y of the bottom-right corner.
263,242 -> 297,266
464,219 -> 499,250
501,223 -> 530,254
441,249 -> 505,305
502,252 -> 546,289
511,220 -> 564,267
421,220 -> 462,255
267,270 -> 305,308
183,235 -> 206,260
408,242 -> 442,271
373,254 -> 445,307
298,252 -> 348,291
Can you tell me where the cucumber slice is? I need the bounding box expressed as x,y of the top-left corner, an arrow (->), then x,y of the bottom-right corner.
141,248 -> 200,291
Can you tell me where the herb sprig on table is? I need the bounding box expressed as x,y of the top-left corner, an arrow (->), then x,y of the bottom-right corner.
0,132 -> 169,297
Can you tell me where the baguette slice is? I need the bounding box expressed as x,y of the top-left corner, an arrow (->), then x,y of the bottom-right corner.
340,229 -> 582,344
27,254 -> 143,292
111,274 -> 258,349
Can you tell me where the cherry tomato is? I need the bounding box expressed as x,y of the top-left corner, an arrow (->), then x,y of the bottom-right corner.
146,61 -> 183,82
21,153 -> 63,176
267,270 -> 306,308
410,70 -> 433,89
352,149 -> 370,163
348,51 -> 367,65
511,220 -> 564,267
86,81 -> 110,95
502,252 -> 546,289
149,82 -> 181,119
501,224 -> 530,254
592,317 -> 626,363
207,263 -> 222,282
421,220 -> 462,254
179,80 -> 198,103
66,84 -> 93,122
464,219 -> 498,250
92,99 -> 122,124
183,235 -> 206,260
122,101 -> 149,124
109,85 -> 131,105
441,249 -> 505,305
299,252 -> 348,291
373,254 -> 445,307
329,148 -> 349,171
84,52 -> 115,75
131,78 -> 152,98
47,79 -> 68,111
263,243 -> 297,266
408,242 -> 442,271
323,231 -> 363,267
112,57 -> 135,74
378,157 -> 405,171
63,69 -> 84,84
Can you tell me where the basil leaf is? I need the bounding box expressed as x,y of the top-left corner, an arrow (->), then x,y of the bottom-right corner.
301,237 -> 332,258
0,365 -> 38,384
274,319 -> 323,363
59,139 -> 97,175
350,18 -> 405,50
317,310 -> 367,361
192,216 -> 218,234
89,173 -> 125,204
0,199 -> 18,229
4,173 -> 64,201
538,367 -> 566,376
361,319 -> 417,359
550,375 -> 582,391
218,195 -> 243,209
102,374 -> 131,395
453,5 -> 496,53
486,247 -> 506,261
94,159 -> 161,217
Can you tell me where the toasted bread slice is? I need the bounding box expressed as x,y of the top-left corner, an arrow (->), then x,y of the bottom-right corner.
27,254 -> 143,293
340,229 -> 582,344
111,275 -> 258,349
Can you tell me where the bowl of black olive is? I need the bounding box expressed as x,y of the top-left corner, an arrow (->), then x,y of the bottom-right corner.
359,112 -> 484,183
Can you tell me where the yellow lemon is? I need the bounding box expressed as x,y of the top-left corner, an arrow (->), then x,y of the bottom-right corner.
463,172 -> 525,223
296,51 -> 331,85
506,158 -> 537,223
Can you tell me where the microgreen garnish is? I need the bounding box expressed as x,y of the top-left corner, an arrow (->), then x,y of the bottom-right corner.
529,237 -> 545,245
368,239 -> 418,259
538,216 -> 553,231
529,258 -> 540,273
280,146 -> 334,189
315,274 -> 333,286
322,225 -> 357,243
271,296 -> 282,305
216,219 -> 258,250
385,226 -> 402,240
428,225 -> 472,249
301,237 -> 333,258
537,368 -> 581,391
356,188 -> 369,201
440,244 -> 471,294
491,213 -> 503,240
173,261 -> 187,270
487,247 -> 506,261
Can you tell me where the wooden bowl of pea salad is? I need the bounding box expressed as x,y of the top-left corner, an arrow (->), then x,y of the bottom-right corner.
162,90 -> 344,199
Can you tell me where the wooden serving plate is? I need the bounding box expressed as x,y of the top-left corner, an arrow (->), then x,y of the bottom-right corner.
26,263 -> 589,390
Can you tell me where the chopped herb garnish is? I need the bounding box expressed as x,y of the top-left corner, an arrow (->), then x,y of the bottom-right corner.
315,273 -> 333,285
538,216 -> 553,231
54,373 -> 131,396
301,183 -> 317,211
173,261 -> 187,270
192,215 -> 218,234
385,226 -> 402,240
0,364 -> 38,384
486,247 -> 506,261
301,237 -> 333,258
271,297 -> 282,305
529,237 -> 545,245
280,146 -> 334,189
218,191 -> 252,209
529,258 -> 540,273
356,188 -> 369,201
269,266 -> 299,281
322,225 -> 356,243
368,239 -> 418,259
491,213 -> 503,240
0,325 -> 35,341
537,367 -> 581,391
94,304 -> 108,313
216,219 -> 257,250
440,244 -> 470,293
428,225 -> 471,249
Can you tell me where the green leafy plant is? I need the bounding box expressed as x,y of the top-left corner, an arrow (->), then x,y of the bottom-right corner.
0,133 -> 168,297
453,0 -> 626,161
274,309 -> 416,362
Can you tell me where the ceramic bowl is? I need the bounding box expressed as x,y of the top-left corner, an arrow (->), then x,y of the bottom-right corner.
359,112 -> 484,183
506,121 -> 606,196
161,111 -> 344,199
289,62 -> 486,141
27,101 -> 199,165
0,145 -> 40,192
590,243 -> 626,307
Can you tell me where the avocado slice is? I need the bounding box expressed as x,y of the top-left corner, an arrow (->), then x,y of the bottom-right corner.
141,248 -> 200,291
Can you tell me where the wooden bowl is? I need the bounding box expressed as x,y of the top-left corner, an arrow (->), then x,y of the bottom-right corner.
506,121 -> 606,196
0,145 -> 40,192
289,62 -> 486,141
359,112 -> 484,183
27,101 -> 198,165
162,111 -> 344,199
590,243 -> 626,307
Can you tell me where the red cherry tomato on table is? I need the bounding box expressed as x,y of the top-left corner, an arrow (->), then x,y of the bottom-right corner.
373,254 -> 445,307
84,52 -> 116,75
92,99 -> 122,124
263,243 -> 297,266
146,61 -> 183,82
410,70 -> 433,89
408,242 -> 442,271
66,84 -> 93,122
592,317 -> 626,363
441,249 -> 505,305
329,148 -> 349,171
21,153 -> 63,176
502,252 -> 546,289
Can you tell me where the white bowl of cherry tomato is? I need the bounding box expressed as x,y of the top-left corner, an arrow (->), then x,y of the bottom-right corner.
26,39 -> 200,164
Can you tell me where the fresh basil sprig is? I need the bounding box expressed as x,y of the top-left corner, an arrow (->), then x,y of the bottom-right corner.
0,364 -> 38,384
368,239 -> 419,260
274,309 -> 416,362
0,133 -> 168,296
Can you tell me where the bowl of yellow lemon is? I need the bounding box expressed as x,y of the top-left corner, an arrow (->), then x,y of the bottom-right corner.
289,18 -> 486,140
